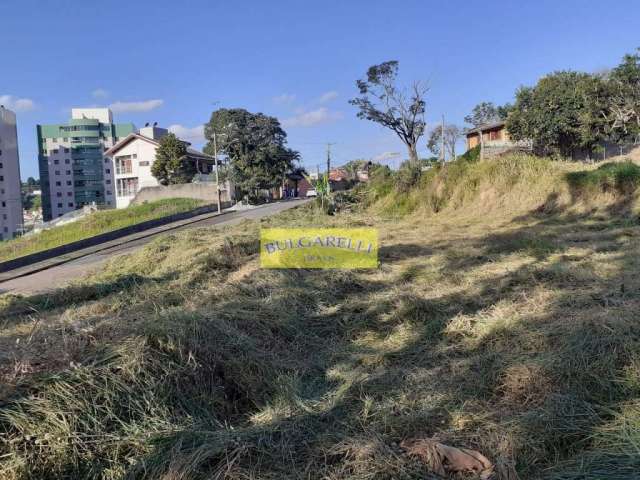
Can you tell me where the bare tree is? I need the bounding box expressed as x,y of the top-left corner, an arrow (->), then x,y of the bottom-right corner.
427,124 -> 462,162
350,61 -> 427,164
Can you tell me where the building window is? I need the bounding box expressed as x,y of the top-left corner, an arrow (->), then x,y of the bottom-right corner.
0,162 -> 3,168
57,203 -> 63,208
64,148 -> 70,153
65,159 -> 70,164
2,214 -> 6,220
105,168 -> 110,173
55,171 -> 60,175
66,170 -> 71,175
115,155 -> 133,174
116,177 -> 138,196
52,149 -> 59,154
54,159 -> 59,165
106,190 -> 112,195
139,161 -> 150,166
0,176 -> 4,181
106,179 -> 111,184
67,180 -> 72,186
67,192 -> 73,197
55,181 -> 61,186
56,192 -> 62,197
1,201 -> 5,207
68,202 -> 74,207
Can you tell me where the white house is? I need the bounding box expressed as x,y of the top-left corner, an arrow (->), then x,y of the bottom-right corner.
104,125 -> 216,208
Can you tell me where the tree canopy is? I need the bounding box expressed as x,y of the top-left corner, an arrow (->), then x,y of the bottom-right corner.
350,61 -> 427,164
204,108 -> 299,195
427,124 -> 461,161
463,102 -> 509,128
151,133 -> 196,185
502,49 -> 640,158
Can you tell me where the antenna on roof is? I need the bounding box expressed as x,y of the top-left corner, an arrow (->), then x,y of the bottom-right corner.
145,122 -> 149,127
153,122 -> 158,127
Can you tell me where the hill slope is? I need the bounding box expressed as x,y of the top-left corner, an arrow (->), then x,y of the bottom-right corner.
0,156 -> 639,479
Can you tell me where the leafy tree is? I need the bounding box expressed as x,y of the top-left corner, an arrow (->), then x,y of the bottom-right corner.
464,102 -> 502,128
507,71 -> 595,157
151,133 -> 196,185
204,108 -> 298,197
605,49 -> 640,142
349,61 -> 427,164
427,124 -> 462,161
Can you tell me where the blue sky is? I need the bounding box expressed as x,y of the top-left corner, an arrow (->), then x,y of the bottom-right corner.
2,0 -> 640,179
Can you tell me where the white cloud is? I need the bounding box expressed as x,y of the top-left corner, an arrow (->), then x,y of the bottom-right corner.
273,93 -> 297,105
317,90 -> 338,103
108,99 -> 164,113
281,107 -> 343,128
372,151 -> 401,163
92,88 -> 109,99
0,95 -> 36,112
168,124 -> 205,143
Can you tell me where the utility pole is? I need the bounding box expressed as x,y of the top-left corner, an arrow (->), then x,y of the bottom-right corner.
213,132 -> 222,213
326,142 -> 335,192
441,114 -> 446,163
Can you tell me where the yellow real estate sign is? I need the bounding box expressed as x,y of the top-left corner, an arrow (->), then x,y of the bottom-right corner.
260,228 -> 378,269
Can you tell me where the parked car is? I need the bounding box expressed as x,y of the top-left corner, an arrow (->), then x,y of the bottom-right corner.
306,189 -> 317,197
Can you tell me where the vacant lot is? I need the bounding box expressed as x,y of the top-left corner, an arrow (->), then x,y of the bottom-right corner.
0,198 -> 204,262
0,157 -> 638,479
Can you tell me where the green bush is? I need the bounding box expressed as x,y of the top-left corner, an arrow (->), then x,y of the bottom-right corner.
566,161 -> 640,195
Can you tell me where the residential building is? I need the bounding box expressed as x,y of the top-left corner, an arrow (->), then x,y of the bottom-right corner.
104,125 -> 216,208
37,108 -> 135,220
0,106 -> 24,239
465,121 -> 532,157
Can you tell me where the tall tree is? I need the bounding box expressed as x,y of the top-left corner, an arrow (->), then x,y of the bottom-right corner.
605,50 -> 640,143
507,71 -> 594,157
349,61 -> 427,164
464,102 -> 502,128
427,124 -> 461,161
151,133 -> 195,185
204,108 -> 298,196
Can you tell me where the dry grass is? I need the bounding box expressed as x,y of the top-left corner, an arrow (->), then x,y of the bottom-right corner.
0,156 -> 639,479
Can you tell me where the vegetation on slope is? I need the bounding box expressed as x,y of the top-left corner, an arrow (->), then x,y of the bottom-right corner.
0,156 -> 639,479
0,198 -> 204,262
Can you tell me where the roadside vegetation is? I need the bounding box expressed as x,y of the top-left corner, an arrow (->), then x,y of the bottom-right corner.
1,154 -> 638,479
0,198 -> 204,262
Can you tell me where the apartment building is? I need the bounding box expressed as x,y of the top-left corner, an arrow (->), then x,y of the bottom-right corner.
104,125 -> 215,208
0,106 -> 24,239
37,108 -> 135,220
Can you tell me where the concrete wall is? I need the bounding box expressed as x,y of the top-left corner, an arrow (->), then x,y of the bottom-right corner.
0,107 -> 24,240
130,182 -> 233,206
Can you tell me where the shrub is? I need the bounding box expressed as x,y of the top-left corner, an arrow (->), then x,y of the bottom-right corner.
566,161 -> 640,195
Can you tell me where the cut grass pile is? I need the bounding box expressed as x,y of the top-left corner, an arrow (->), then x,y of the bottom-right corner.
0,156 -> 639,479
0,198 -> 205,262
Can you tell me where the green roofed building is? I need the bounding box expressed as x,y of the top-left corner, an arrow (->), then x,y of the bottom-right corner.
37,108 -> 135,220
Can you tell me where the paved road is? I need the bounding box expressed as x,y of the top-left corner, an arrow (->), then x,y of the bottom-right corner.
0,200 -> 307,296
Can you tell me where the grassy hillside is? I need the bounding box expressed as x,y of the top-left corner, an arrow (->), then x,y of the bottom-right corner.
0,156 -> 639,479
0,198 -> 205,262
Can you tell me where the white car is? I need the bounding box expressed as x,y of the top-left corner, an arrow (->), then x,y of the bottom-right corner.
306,189 -> 317,197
